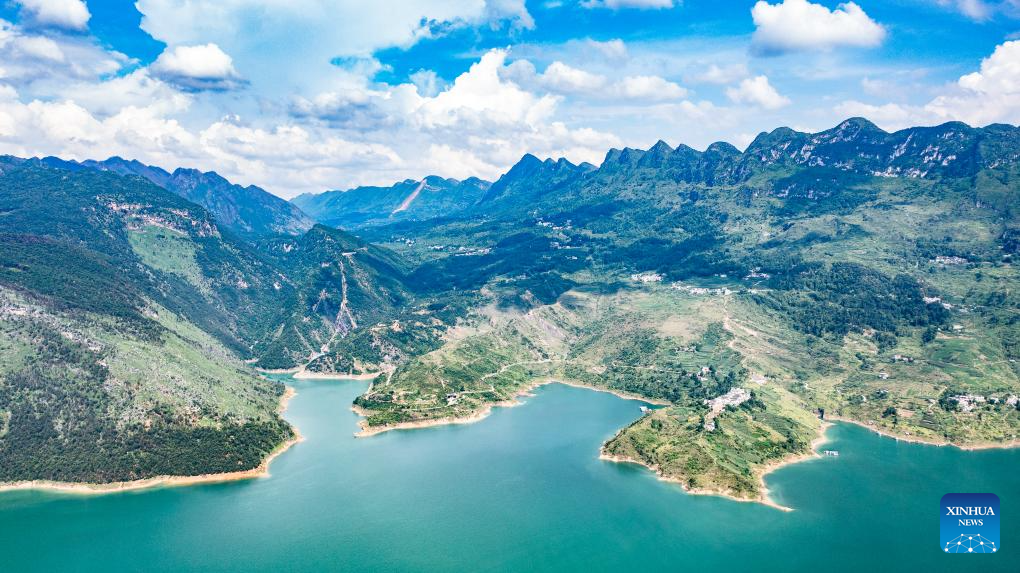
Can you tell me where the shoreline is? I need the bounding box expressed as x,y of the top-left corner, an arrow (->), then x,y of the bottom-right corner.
292,370 -> 381,381
354,378 -> 669,438
598,421 -> 834,512
0,387 -> 303,495
825,415 -> 1020,451
257,366 -> 383,382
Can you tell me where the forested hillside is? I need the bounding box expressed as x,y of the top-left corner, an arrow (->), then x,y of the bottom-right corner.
344,118 -> 1020,500
0,160 -> 414,483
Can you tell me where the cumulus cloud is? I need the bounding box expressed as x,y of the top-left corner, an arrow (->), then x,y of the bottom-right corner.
613,75 -> 688,100
284,49 -> 622,187
289,84 -> 413,130
691,63 -> 749,85
0,90 -> 406,196
726,75 -> 790,109
0,44 -> 626,195
134,0 -> 533,98
836,40 -> 1020,129
409,69 -> 445,98
150,43 -> 245,91
0,97 -> 194,163
483,0 -> 535,29
540,61 -> 609,93
585,38 -> 628,60
926,40 -> 1020,124
581,0 -> 678,8
14,35 -> 64,61
417,50 -> 561,129
751,0 -> 886,55
16,0 -> 90,31
61,70 -> 191,116
504,59 -> 687,101
0,19 -> 125,87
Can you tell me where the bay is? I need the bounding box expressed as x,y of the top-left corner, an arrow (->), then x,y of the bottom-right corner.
0,377 -> 1016,572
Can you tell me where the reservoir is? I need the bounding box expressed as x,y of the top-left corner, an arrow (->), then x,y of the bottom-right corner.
0,377 -> 1016,572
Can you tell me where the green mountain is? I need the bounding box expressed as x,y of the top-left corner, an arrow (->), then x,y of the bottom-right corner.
0,158 -> 414,483
477,155 -> 595,207
251,225 -> 414,370
36,156 -> 315,238
2,118 -> 1019,498
292,175 -> 490,230
349,118 -> 1020,500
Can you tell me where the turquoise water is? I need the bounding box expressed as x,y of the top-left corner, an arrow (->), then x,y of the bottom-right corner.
0,378 -> 1016,572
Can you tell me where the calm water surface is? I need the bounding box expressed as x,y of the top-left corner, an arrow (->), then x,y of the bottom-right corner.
0,377 -> 1016,572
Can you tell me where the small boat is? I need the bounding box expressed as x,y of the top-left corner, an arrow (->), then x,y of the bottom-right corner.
824,450 -> 840,457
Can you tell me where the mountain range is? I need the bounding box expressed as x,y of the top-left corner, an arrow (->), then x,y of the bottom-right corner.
1,117 -> 1018,498
292,175 -> 491,230
25,155 -> 315,238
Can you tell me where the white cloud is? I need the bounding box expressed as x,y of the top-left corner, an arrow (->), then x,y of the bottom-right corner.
14,35 -> 64,61
927,40 -> 1020,124
933,0 -> 995,19
416,50 -> 561,129
930,0 -> 1020,20
151,43 -> 244,91
613,75 -> 688,100
581,0 -> 678,8
504,59 -> 687,101
0,91 -> 406,196
0,41 -> 626,196
421,143 -> 499,179
61,70 -> 191,116
0,19 -> 126,87
541,61 -> 609,92
726,75 -> 790,109
289,83 -> 409,130
198,118 -> 401,188
833,100 -> 922,128
409,69 -> 444,98
751,0 -> 886,55
837,40 -> 1020,129
286,50 -> 622,186
860,76 -> 892,97
484,0 -> 535,29
691,63 -> 749,84
0,97 -> 194,162
134,0 -> 534,99
585,38 -> 628,60
16,0 -> 90,30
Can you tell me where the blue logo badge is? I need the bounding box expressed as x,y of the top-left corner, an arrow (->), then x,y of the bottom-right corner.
941,493 -> 999,554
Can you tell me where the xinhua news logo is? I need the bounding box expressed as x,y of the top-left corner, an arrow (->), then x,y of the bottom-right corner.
941,493 -> 999,554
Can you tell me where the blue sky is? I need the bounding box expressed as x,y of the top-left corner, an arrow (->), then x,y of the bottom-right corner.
0,0 -> 1018,197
